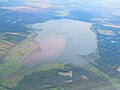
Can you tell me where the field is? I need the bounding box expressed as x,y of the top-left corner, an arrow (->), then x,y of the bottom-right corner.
10,64 -> 117,90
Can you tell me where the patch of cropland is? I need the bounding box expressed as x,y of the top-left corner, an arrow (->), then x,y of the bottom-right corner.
0,16 -> 31,60
11,64 -> 116,90
0,32 -> 26,60
0,31 -> 27,60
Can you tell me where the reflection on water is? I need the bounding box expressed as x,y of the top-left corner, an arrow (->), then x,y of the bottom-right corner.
24,19 -> 97,65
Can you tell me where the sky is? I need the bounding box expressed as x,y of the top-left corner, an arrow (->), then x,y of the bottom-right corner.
0,0 -> 120,12
0,0 -> 120,6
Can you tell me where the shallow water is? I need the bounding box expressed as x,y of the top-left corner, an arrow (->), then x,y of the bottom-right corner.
23,19 -> 97,65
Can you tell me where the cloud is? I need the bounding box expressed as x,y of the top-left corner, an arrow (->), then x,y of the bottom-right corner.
55,10 -> 69,17
1,6 -> 37,10
1,0 -> 120,12
0,0 -> 52,11
0,0 -> 8,2
22,0 -> 52,7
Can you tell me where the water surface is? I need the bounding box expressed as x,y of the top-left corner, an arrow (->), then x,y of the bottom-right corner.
23,19 -> 97,65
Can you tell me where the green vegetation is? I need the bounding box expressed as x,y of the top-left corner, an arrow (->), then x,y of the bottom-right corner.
78,53 -> 120,90
0,63 -> 65,89
0,32 -> 26,60
11,64 -> 116,90
0,30 -> 40,88
0,38 -> 39,75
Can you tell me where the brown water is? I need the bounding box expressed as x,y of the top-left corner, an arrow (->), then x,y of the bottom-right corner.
23,19 -> 97,65
23,35 -> 66,65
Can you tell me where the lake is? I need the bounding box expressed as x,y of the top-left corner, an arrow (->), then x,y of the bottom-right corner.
23,19 -> 97,65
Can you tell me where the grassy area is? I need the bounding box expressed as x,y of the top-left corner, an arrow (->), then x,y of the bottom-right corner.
78,50 -> 120,90
0,38 -> 39,75
0,63 -> 65,89
0,43 -> 39,87
11,64 -> 116,90
0,32 -> 27,59
83,63 -> 120,90
27,63 -> 65,74
0,38 -> 14,59
0,58 -> 119,90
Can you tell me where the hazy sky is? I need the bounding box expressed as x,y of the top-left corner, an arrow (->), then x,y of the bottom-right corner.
0,0 -> 120,10
0,0 -> 120,7
0,0 -> 120,5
